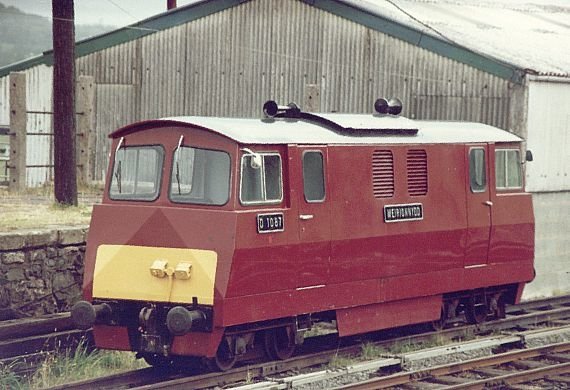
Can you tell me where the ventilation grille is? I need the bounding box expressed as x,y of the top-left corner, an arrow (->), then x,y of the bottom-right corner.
372,150 -> 394,198
407,149 -> 428,196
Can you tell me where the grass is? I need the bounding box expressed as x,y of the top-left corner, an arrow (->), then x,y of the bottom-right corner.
360,342 -> 388,360
388,334 -> 452,355
0,184 -> 102,232
328,354 -> 356,369
0,340 -> 147,389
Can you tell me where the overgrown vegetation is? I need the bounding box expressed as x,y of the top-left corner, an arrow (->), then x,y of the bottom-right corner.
0,340 -> 147,389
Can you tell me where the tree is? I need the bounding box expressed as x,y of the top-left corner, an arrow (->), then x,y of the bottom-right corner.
52,0 -> 78,206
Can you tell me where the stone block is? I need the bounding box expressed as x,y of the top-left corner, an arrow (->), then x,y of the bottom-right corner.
46,247 -> 58,258
0,233 -> 26,251
58,227 -> 88,246
29,249 -> 47,262
6,268 -> 25,281
2,252 -> 25,265
25,231 -> 58,248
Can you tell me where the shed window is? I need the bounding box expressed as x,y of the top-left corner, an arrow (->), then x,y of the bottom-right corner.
110,146 -> 164,201
469,148 -> 486,193
496,149 -> 522,189
240,153 -> 282,204
303,151 -> 325,202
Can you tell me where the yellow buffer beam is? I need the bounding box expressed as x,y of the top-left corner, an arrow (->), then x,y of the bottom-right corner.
93,245 -> 217,305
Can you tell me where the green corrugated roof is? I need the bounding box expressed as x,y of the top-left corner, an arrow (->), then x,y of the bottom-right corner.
0,0 -> 525,83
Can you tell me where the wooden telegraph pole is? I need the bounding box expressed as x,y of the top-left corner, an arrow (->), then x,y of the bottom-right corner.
52,0 -> 78,206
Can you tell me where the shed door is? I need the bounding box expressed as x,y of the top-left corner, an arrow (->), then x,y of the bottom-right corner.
296,146 -> 331,288
465,145 -> 492,267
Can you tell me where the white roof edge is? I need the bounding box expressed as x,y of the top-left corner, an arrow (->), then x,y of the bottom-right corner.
161,115 -> 522,145
527,75 -> 570,84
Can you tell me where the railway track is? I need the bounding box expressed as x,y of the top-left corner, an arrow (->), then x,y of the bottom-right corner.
0,313 -> 91,374
36,295 -> 570,389
2,295 -> 570,388
337,340 -> 570,389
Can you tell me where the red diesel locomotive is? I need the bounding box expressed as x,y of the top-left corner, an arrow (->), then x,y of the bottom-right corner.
71,99 -> 535,370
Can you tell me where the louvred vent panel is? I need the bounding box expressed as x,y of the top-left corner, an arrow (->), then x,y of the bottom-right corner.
372,150 -> 394,198
407,149 -> 428,196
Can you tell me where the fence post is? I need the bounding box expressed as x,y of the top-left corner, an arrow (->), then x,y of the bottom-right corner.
76,75 -> 95,184
8,72 -> 27,191
304,84 -> 320,113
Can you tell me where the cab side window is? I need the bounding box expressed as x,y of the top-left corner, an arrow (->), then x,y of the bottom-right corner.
496,149 -> 522,189
240,153 -> 282,204
303,151 -> 325,202
469,148 -> 486,193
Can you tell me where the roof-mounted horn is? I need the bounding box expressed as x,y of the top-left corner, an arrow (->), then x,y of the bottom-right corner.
374,97 -> 403,116
263,100 -> 301,118
261,99 -> 417,136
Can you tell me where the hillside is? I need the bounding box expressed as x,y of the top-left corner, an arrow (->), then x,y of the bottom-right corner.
0,3 -> 114,68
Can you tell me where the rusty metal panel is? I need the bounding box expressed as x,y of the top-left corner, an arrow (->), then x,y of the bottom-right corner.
526,80 -> 570,192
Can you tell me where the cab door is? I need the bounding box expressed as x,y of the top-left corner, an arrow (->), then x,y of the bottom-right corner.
465,145 -> 492,267
295,146 -> 331,288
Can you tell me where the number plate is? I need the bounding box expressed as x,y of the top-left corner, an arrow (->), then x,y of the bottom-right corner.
384,203 -> 423,223
257,213 -> 284,233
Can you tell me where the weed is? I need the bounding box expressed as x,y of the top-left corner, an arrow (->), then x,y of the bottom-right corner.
388,334 -> 450,355
29,339 -> 147,388
0,339 -> 147,389
360,342 -> 387,360
328,354 -> 355,369
0,362 -> 26,390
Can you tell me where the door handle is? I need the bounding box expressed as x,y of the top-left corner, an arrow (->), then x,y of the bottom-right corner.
299,214 -> 314,220
483,201 -> 493,207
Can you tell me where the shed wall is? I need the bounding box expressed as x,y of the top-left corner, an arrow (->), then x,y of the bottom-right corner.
0,0 -> 520,183
524,192 -> 570,299
525,80 -> 570,192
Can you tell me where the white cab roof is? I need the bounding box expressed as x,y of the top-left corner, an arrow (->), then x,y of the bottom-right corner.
161,114 -> 522,145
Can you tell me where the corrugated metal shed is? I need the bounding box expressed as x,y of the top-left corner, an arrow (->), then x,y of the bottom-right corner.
341,0 -> 570,78
0,0 -> 530,183
0,0 -> 566,186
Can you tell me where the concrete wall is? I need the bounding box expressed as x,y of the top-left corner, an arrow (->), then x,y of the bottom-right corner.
0,227 -> 87,318
523,78 -> 570,299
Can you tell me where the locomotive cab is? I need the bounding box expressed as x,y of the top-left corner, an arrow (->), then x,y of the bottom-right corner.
73,101 -> 534,370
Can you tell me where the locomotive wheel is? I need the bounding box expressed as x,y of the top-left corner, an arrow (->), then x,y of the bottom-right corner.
209,338 -> 237,371
465,294 -> 488,324
264,327 -> 296,361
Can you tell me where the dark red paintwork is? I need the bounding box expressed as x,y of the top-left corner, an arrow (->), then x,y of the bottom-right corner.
83,120 -> 535,357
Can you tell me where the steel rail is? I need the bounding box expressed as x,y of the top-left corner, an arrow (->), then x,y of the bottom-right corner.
335,341 -> 570,389
29,295 -> 570,389
446,362 -> 570,389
